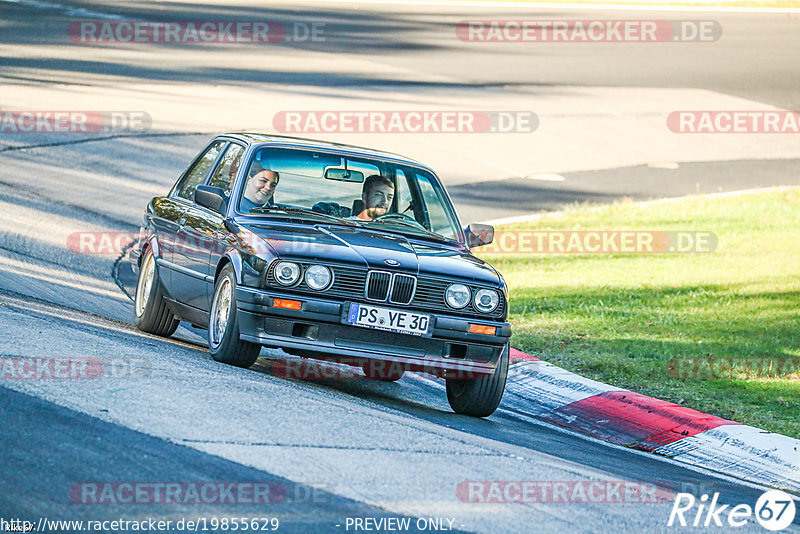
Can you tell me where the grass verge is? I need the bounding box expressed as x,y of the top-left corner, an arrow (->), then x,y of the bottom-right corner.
450,0 -> 800,8
476,188 -> 800,438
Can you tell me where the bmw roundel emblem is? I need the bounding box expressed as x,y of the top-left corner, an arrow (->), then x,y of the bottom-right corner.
384,259 -> 400,266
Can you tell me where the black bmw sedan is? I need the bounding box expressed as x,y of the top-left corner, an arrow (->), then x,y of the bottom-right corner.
132,133 -> 511,417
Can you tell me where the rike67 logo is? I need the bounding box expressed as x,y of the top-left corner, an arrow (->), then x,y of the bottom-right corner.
669,490 -> 796,531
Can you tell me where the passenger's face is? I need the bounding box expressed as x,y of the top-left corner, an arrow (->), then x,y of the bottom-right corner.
363,183 -> 394,211
229,159 -> 240,180
245,170 -> 278,204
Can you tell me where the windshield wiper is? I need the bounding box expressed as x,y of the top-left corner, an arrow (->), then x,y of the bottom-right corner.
250,206 -> 359,226
368,218 -> 450,242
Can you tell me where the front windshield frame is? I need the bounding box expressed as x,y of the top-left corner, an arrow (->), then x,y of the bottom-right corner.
231,143 -> 465,244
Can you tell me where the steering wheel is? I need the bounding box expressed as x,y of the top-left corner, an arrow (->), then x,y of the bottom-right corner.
374,212 -> 427,229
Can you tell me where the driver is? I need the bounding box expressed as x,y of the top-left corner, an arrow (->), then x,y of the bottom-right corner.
240,167 -> 279,212
357,174 -> 394,220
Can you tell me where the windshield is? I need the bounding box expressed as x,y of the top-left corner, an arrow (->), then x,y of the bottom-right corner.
236,146 -> 461,241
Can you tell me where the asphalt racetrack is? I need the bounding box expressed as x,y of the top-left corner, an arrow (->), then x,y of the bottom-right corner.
0,1 -> 798,532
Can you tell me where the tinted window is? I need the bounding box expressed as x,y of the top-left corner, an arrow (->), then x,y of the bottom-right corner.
175,140 -> 225,200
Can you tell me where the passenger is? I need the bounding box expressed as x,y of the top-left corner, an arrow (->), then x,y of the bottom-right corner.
357,174 -> 394,220
209,152 -> 241,194
228,156 -> 241,183
240,167 -> 279,211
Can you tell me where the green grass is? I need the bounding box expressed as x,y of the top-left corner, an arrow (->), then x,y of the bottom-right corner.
455,0 -> 800,7
476,189 -> 800,438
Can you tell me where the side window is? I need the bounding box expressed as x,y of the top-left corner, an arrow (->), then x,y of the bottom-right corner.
394,169 -> 413,214
174,140 -> 225,200
209,143 -> 244,197
416,174 -> 457,239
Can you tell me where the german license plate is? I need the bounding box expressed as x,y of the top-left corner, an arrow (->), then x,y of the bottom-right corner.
346,303 -> 431,336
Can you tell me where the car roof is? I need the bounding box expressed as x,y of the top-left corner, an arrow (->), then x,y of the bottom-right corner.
221,133 -> 431,170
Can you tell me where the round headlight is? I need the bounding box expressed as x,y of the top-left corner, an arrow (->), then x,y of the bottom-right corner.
274,261 -> 300,286
474,288 -> 499,313
305,265 -> 332,290
445,283 -> 470,309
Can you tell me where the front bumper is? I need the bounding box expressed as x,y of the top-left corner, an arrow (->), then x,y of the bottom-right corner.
235,286 -> 511,376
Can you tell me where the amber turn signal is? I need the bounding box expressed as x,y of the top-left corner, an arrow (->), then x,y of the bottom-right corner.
273,298 -> 302,311
469,324 -> 496,335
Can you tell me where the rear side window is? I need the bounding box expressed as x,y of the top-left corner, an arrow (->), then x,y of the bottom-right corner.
174,140 -> 225,200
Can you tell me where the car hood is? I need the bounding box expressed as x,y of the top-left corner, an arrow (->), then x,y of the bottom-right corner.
244,223 -> 501,286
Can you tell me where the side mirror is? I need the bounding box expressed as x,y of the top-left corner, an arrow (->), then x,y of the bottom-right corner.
224,218 -> 239,234
465,223 -> 494,248
195,185 -> 227,213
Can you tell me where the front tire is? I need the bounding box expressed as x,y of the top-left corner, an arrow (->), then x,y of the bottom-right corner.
134,248 -> 179,337
208,264 -> 260,368
446,343 -> 509,417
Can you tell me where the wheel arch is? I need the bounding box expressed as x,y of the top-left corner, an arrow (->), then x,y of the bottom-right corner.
138,235 -> 161,267
215,250 -> 243,285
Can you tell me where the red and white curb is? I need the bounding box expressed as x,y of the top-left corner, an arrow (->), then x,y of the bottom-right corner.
506,349 -> 800,494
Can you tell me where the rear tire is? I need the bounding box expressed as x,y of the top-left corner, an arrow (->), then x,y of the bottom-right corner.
208,264 -> 260,368
134,248 -> 179,337
362,360 -> 404,381
446,343 -> 509,417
